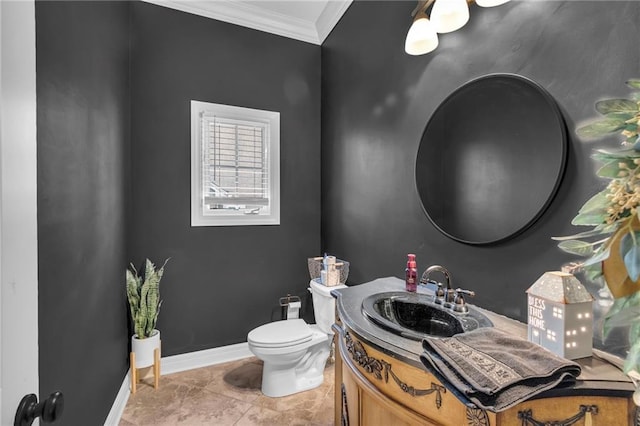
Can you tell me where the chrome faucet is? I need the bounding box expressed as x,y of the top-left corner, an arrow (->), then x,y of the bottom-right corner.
420,265 -> 453,304
420,265 -> 475,312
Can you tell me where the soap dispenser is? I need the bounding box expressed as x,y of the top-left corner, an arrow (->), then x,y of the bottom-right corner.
405,254 -> 417,292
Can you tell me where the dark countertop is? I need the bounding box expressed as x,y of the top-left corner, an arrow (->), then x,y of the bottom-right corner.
332,276 -> 635,397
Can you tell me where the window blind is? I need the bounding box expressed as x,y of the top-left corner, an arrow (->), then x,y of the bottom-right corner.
201,115 -> 270,211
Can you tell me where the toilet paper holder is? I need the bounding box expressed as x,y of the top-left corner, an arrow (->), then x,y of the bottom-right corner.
279,294 -> 302,320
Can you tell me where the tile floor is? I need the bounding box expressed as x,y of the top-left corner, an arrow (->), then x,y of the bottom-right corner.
119,357 -> 335,425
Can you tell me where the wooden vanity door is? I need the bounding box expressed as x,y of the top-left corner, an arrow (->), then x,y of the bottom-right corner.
341,362 -> 441,426
496,395 -> 636,426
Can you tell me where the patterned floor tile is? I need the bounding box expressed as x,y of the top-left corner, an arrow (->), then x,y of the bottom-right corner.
120,358 -> 335,425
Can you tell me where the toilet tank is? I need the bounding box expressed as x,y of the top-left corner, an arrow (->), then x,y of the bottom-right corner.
309,279 -> 346,334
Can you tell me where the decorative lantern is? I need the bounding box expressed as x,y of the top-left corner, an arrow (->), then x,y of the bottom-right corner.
526,271 -> 594,360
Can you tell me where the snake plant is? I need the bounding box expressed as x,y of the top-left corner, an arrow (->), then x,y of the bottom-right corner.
126,258 -> 169,339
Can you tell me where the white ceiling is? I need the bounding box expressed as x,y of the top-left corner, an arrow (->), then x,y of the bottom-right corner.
143,0 -> 353,45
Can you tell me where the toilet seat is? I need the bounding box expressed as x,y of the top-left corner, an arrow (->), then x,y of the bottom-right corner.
248,319 -> 313,349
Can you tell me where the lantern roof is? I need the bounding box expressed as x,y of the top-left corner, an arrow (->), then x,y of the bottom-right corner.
526,271 -> 594,304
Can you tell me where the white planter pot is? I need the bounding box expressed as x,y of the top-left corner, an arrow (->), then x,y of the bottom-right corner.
131,329 -> 160,368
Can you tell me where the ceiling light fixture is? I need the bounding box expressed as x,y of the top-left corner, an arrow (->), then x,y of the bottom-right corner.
404,0 -> 511,56
475,0 -> 511,7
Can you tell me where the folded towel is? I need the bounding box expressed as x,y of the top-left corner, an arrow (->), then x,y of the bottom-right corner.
420,327 -> 581,412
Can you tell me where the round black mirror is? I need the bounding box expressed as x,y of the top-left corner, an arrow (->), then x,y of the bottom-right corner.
415,74 -> 567,245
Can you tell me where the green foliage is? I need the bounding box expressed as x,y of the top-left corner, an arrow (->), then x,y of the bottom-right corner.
576,117 -> 626,138
551,227 -> 613,242
556,240 -> 594,257
625,341 -> 640,374
555,79 -> 640,374
582,262 -> 604,281
576,95 -> 639,140
597,160 -> 637,178
126,258 -> 169,339
621,231 -> 640,281
570,210 -> 608,227
557,80 -> 640,270
603,291 -> 640,374
595,99 -> 638,115
581,246 -> 611,268
568,191 -> 610,227
603,291 -> 640,337
592,148 -> 640,162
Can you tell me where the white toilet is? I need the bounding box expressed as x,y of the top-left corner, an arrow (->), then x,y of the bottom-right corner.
247,279 -> 346,397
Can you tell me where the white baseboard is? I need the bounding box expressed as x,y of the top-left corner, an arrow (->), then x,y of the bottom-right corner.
161,341 -> 252,375
104,371 -> 131,426
104,342 -> 252,426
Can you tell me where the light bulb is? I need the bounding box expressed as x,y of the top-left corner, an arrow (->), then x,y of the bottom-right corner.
430,0 -> 469,34
475,0 -> 511,7
405,16 -> 439,55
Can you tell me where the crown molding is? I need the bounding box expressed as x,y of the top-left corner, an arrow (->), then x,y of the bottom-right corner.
143,0 -> 352,45
315,0 -> 352,43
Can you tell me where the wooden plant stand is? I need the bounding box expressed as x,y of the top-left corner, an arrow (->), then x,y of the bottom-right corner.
130,347 -> 161,394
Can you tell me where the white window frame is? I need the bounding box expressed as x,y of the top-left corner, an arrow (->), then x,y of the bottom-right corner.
191,100 -> 280,226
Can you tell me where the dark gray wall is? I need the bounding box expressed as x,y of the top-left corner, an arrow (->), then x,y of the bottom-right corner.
35,2 -> 320,422
33,0 -> 637,422
322,1 -> 640,321
36,1 -> 130,424
129,2 -> 322,355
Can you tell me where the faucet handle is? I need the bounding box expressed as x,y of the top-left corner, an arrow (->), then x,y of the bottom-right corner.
452,288 -> 475,313
433,282 -> 446,304
455,288 -> 475,297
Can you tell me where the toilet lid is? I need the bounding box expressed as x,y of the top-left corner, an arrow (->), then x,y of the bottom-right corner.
309,279 -> 347,296
248,319 -> 313,348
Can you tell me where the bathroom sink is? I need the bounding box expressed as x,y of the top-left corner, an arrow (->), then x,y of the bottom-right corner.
361,291 -> 493,340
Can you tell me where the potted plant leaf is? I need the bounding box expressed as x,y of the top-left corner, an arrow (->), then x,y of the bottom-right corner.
126,258 -> 169,391
554,79 -> 640,381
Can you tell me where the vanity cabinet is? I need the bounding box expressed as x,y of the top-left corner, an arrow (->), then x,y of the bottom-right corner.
334,326 -> 636,426
332,277 -> 638,426
335,327 -> 455,426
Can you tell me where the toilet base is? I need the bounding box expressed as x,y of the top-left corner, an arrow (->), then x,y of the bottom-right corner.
260,338 -> 330,398
261,364 -> 325,397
